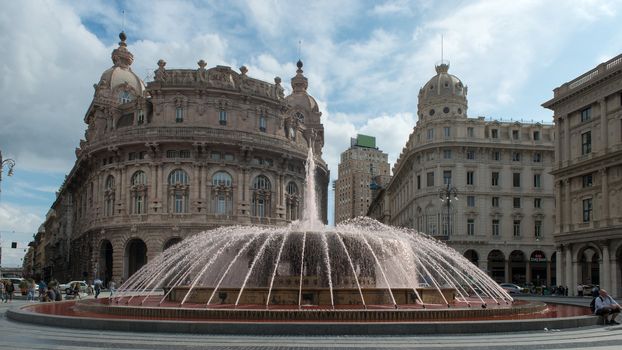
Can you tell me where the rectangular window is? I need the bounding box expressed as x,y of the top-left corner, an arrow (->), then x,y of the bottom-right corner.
513,220 -> 521,237
513,172 -> 521,187
466,171 -> 474,185
219,110 -> 227,125
512,151 -> 521,161
427,128 -> 434,140
426,172 -> 434,187
166,150 -> 178,158
533,153 -> 542,162
492,150 -> 501,161
137,109 -> 145,125
492,219 -> 500,236
533,130 -> 540,141
580,107 -> 592,122
443,149 -> 452,159
583,198 -> 592,222
492,172 -> 500,186
174,193 -> 186,213
535,221 -> 542,238
582,174 -> 593,187
466,150 -> 475,160
467,196 -> 475,207
224,153 -> 235,161
581,131 -> 591,155
534,198 -> 542,208
175,107 -> 184,123
211,152 -> 221,160
128,152 -> 137,161
467,127 -> 474,137
417,175 -> 421,190
467,219 -> 475,236
533,174 -> 541,188
491,129 -> 499,139
513,197 -> 521,208
512,130 -> 519,140
444,127 -> 451,138
492,196 -> 500,208
179,150 -> 191,158
443,170 -> 452,185
259,114 -> 267,132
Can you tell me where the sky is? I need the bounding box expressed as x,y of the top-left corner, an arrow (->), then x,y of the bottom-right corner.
0,0 -> 621,267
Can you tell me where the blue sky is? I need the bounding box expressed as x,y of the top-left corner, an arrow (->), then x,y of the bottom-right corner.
1,0 -> 621,267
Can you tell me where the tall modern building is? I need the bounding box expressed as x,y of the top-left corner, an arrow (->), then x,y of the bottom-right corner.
29,33 -> 329,284
370,62 -> 556,286
334,134 -> 390,224
542,53 -> 622,296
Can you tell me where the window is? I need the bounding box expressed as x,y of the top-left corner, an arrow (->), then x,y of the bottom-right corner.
133,193 -> 145,214
443,170 -> 452,185
259,114 -> 267,132
583,198 -> 592,223
443,149 -> 452,159
212,171 -> 232,187
581,131 -> 591,155
467,127 -> 474,137
512,130 -> 519,140
580,107 -> 592,122
119,90 -> 132,103
512,151 -> 521,161
513,220 -> 521,237
533,174 -> 541,188
128,152 -> 137,161
224,153 -> 235,161
466,150 -> 475,160
252,175 -> 272,217
513,172 -> 521,187
582,174 -> 593,187
212,172 -> 232,215
295,112 -> 304,123
219,110 -> 227,125
492,197 -> 500,208
175,107 -> 184,123
286,182 -> 299,221
427,128 -> 434,140
491,129 -> 499,139
137,109 -> 145,125
211,152 -> 221,161
533,130 -> 540,141
467,219 -> 475,236
491,172 -> 500,186
179,150 -> 191,158
426,172 -> 434,187
444,127 -> 451,138
166,150 -> 178,158
466,171 -> 474,185
492,220 -> 500,236
534,198 -> 542,208
534,221 -> 542,238
492,150 -> 501,161
513,197 -> 521,208
131,171 -> 147,186
467,196 -> 475,207
533,153 -> 542,163
417,175 -> 421,190
168,169 -> 189,186
104,175 -> 115,217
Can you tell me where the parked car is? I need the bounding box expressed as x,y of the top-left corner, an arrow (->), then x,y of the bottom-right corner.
499,283 -> 523,294
59,280 -> 90,294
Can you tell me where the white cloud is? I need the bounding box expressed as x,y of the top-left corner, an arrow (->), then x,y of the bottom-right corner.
0,203 -> 42,267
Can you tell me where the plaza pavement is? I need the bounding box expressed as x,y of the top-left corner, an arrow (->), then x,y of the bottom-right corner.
1,294 -> 622,349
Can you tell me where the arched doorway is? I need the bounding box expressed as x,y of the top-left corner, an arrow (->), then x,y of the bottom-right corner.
99,240 -> 113,286
464,250 -> 479,267
509,250 -> 526,285
487,250 -> 505,283
529,250 -> 547,287
579,247 -> 600,286
163,237 -> 182,251
125,238 -> 147,279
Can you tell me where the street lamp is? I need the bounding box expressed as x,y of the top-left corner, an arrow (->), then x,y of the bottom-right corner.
438,183 -> 458,237
0,149 -> 16,195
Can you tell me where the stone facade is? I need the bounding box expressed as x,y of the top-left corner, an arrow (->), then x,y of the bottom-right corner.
542,53 -> 622,296
33,33 -> 329,285
369,62 -> 557,286
334,135 -> 390,224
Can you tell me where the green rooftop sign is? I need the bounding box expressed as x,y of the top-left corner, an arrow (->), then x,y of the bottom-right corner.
356,134 -> 376,148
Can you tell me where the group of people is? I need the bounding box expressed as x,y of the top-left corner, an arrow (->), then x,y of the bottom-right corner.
0,279 -> 15,303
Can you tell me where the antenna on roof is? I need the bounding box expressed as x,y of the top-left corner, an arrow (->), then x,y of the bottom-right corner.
122,9 -> 126,32
298,40 -> 302,60
441,34 -> 444,62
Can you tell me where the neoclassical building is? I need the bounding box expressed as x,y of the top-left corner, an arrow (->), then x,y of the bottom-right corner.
32,32 -> 329,284
370,62 -> 557,286
542,53 -> 622,296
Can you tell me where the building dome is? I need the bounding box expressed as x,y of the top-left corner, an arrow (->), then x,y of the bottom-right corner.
285,60 -> 319,113
95,32 -> 146,100
417,62 -> 467,120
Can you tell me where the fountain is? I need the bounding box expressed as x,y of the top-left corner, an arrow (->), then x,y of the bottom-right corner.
7,145 -> 596,334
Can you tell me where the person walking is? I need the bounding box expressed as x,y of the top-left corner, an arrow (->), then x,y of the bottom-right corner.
594,289 -> 622,325
108,280 -> 116,297
94,278 -> 102,299
5,280 -> 14,303
0,280 -> 6,303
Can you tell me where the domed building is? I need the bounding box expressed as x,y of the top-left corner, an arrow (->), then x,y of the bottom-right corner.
371,61 -> 557,287
34,33 -> 329,284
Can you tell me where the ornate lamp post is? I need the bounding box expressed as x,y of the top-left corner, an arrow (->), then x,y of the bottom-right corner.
0,150 -> 16,195
438,183 -> 458,238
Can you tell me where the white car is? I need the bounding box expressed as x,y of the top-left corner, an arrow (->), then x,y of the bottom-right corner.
59,280 -> 90,294
499,283 -> 523,294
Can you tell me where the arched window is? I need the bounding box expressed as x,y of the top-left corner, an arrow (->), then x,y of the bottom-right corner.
285,181 -> 299,221
295,112 -> 304,123
212,171 -> 233,215
168,169 -> 189,213
119,90 -> 132,104
252,175 -> 271,217
130,171 -> 148,214
104,175 -> 115,216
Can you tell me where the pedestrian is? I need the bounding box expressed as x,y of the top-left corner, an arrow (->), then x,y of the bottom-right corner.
38,280 -> 47,301
27,280 -> 36,302
94,278 -> 102,299
108,280 -> 116,297
577,283 -> 583,297
5,280 -> 14,303
594,289 -> 621,325
0,280 -> 6,303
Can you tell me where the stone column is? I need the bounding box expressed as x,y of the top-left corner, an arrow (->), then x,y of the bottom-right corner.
555,181 -> 562,234
601,168 -> 609,224
192,164 -> 199,212
546,260 -> 552,287
572,258 -> 580,296
556,116 -> 563,166
526,260 -> 532,284
564,179 -> 571,232
602,243 -> 611,291
600,98 -> 608,153
611,258 -> 620,297
565,247 -> 573,294
563,116 -> 570,165
149,163 -> 157,212
556,246 -> 564,287
505,259 -> 510,283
